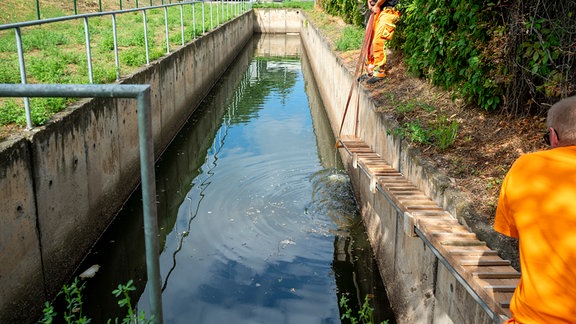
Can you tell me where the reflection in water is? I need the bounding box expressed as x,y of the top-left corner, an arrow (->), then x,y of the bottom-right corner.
68,34 -> 394,324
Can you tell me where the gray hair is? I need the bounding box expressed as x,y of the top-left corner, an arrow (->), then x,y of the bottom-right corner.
547,95 -> 576,146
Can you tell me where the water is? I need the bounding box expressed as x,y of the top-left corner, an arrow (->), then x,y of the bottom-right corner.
66,34 -> 394,324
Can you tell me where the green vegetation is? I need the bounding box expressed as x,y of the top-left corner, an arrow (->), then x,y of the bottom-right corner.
2,0 -> 573,141
39,278 -> 152,324
0,1 -> 242,127
321,0 -> 575,115
318,0 -> 364,27
398,0 -> 504,111
391,116 -> 459,151
335,25 -> 364,51
385,99 -> 459,150
253,1 -> 314,10
339,294 -> 388,324
433,115 -> 459,151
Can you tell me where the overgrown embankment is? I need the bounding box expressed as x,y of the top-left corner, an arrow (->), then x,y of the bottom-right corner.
318,0 -> 575,114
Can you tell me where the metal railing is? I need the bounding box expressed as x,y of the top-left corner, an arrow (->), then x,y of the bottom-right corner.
0,0 -> 251,130
0,83 -> 164,323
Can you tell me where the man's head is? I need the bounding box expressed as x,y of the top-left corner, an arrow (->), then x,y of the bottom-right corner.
547,95 -> 576,147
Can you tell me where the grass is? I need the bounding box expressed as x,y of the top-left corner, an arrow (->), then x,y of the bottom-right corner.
0,0 -> 244,128
253,1 -> 314,9
387,99 -> 459,150
335,25 -> 364,51
1,1 -> 460,152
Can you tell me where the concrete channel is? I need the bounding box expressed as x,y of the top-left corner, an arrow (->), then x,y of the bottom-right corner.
0,8 -> 517,323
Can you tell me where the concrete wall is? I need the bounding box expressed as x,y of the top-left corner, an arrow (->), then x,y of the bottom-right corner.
0,13 -> 252,323
297,10 -> 510,324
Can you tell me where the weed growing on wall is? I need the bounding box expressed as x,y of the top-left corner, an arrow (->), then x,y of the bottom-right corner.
432,115 -> 458,151
39,278 -> 152,324
339,294 -> 389,324
387,99 -> 459,151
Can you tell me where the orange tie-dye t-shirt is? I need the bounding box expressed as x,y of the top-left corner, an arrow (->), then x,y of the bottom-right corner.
495,146 -> 576,323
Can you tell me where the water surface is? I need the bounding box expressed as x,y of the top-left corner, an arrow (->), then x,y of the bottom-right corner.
72,34 -> 394,324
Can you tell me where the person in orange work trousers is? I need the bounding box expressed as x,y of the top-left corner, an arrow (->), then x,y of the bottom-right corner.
362,0 -> 400,84
494,95 -> 576,323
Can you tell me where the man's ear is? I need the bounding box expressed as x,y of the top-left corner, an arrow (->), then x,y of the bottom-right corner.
550,127 -> 560,147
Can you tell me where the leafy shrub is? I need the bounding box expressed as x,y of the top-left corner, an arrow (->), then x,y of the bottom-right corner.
399,0 -> 504,111
320,0 -> 365,27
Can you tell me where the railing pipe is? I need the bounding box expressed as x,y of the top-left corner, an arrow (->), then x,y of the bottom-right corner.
0,0 -> 248,126
0,1 -> 235,31
83,17 -> 94,84
14,27 -> 33,130
0,83 -> 163,324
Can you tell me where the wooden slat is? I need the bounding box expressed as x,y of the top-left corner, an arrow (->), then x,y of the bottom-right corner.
473,272 -> 521,279
337,136 -> 518,319
460,259 -> 511,266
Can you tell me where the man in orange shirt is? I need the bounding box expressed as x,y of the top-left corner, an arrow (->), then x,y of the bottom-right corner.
494,95 -> 576,323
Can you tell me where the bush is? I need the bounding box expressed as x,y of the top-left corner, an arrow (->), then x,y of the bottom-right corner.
398,0 -> 504,111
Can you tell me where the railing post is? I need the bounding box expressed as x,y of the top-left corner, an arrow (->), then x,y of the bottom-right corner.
112,14 -> 121,80
14,27 -> 33,130
164,6 -> 170,54
83,17 -> 94,84
179,4 -> 184,46
192,3 -> 196,40
143,9 -> 150,64
216,0 -> 220,26
202,2 -> 205,34
137,88 -> 164,324
36,0 -> 41,20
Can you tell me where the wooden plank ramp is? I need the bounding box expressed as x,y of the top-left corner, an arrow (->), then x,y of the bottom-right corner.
337,135 -> 519,320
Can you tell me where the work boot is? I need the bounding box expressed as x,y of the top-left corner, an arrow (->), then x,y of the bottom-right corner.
357,73 -> 372,82
366,76 -> 384,84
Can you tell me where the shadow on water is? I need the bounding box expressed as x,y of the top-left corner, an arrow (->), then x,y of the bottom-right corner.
52,34 -> 395,324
